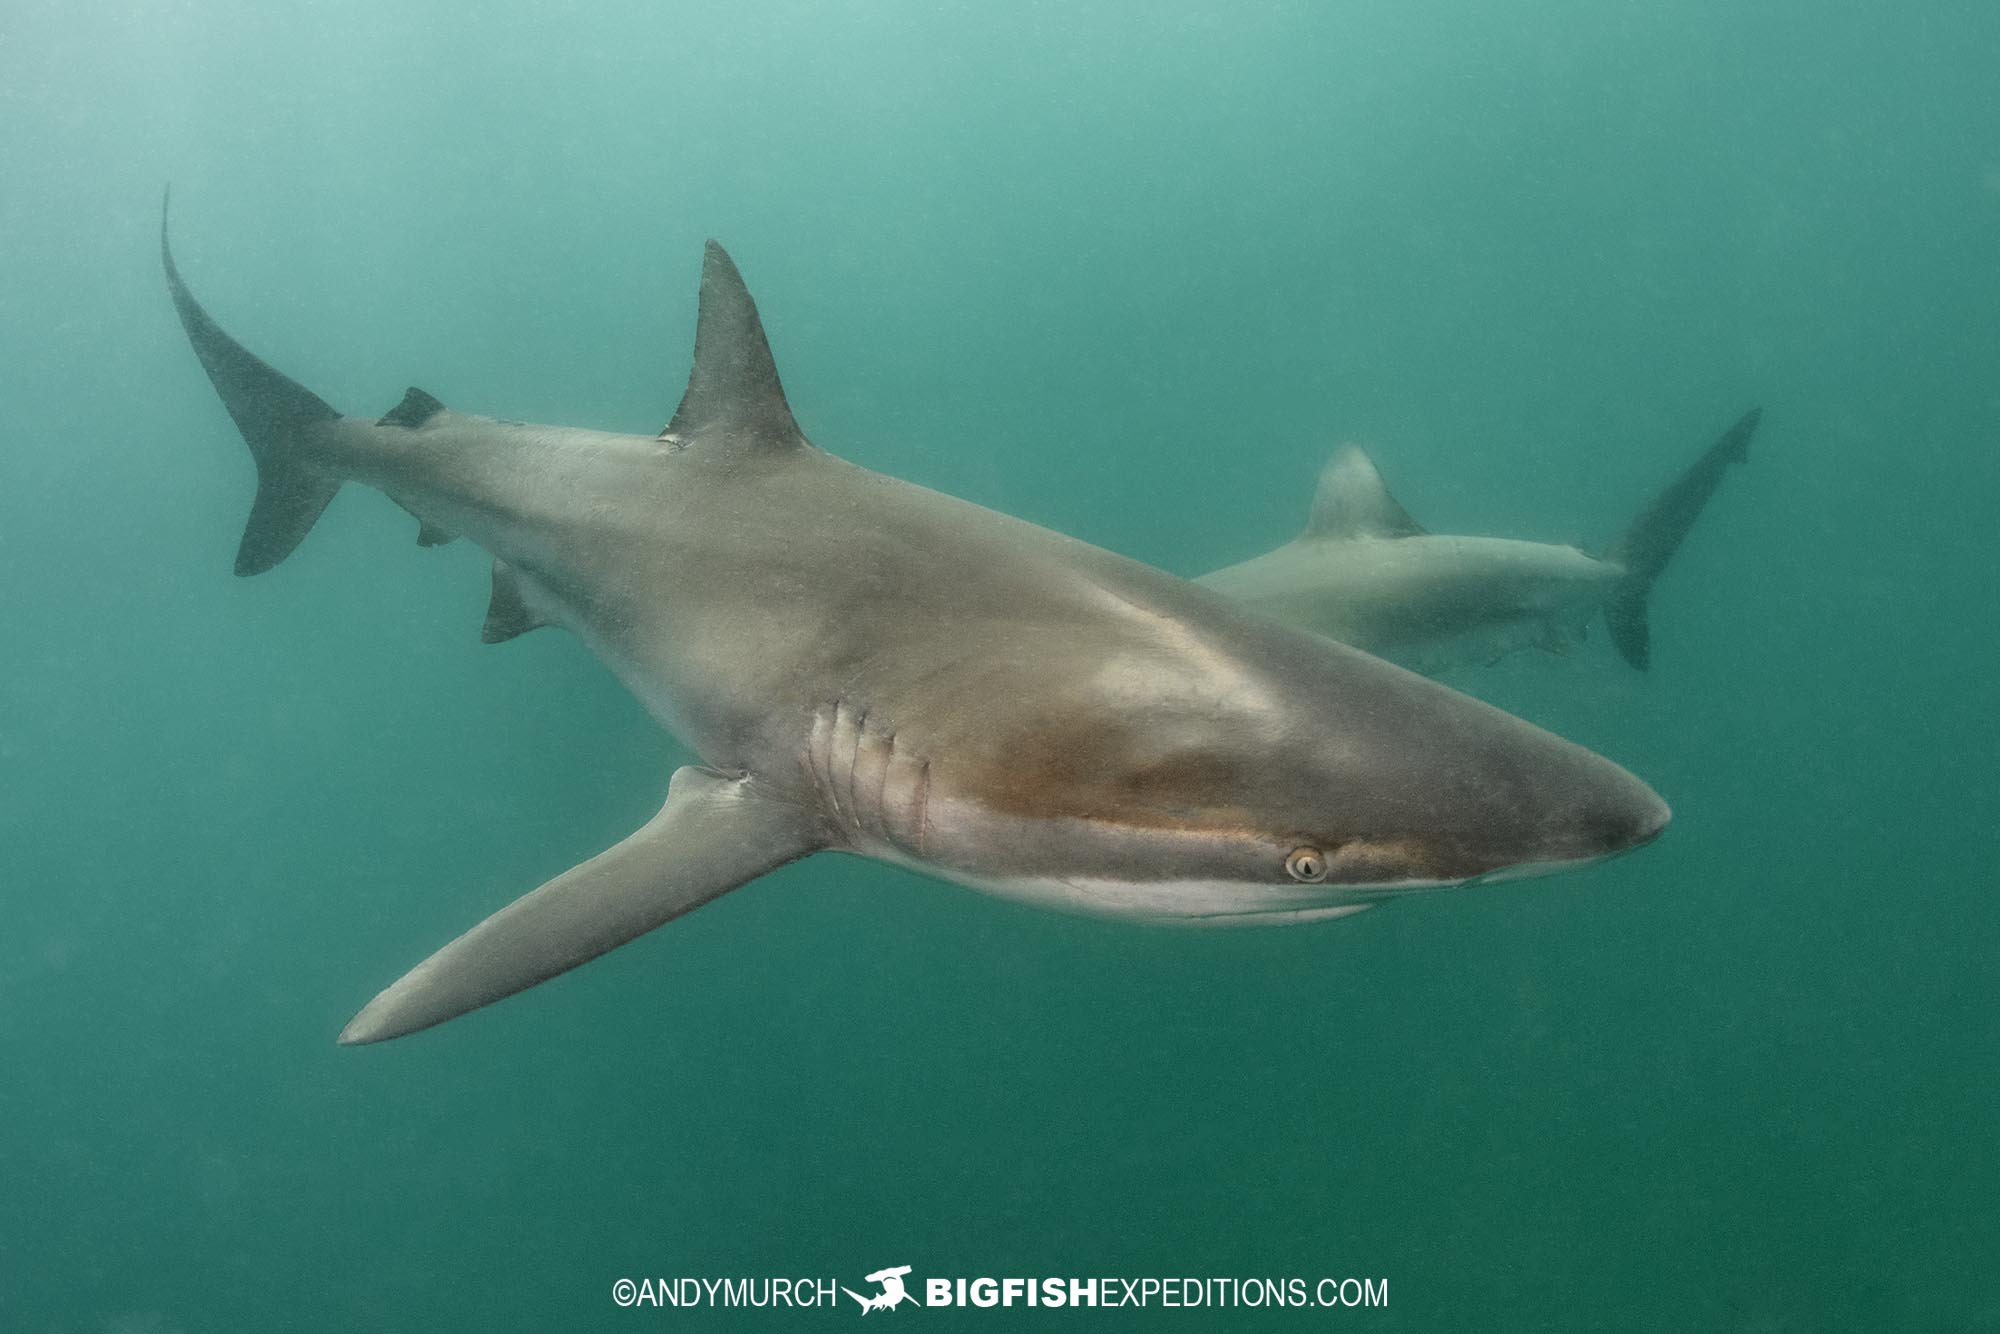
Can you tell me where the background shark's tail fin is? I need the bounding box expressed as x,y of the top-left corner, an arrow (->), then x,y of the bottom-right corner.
1604,407 -> 1761,669
162,192 -> 343,576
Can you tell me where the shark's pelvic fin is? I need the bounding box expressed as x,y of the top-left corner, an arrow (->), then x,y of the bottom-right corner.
660,240 -> 807,452
481,560 -> 551,643
380,386 -> 446,430
338,767 -> 825,1044
1604,407 -> 1761,670
1305,445 -> 1426,541
162,191 -> 344,576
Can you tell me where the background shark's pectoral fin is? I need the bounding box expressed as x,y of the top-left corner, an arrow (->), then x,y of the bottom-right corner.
337,768 -> 824,1045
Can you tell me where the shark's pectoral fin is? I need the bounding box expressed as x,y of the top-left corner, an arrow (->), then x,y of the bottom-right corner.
337,768 -> 824,1045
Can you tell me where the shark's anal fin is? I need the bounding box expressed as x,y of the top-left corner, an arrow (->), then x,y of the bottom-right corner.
481,560 -> 552,643
338,768 -> 825,1045
659,241 -> 808,453
1305,445 -> 1426,540
1605,407 -> 1761,670
387,492 -> 458,547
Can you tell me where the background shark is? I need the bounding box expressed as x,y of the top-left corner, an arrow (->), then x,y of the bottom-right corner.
1196,411 -> 1759,673
164,203 -> 1670,1046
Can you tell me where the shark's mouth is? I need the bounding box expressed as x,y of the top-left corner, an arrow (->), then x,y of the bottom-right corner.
1463,853 -> 1611,885
1014,843 -> 1637,927
936,869 -> 1457,926
1453,837 -> 1662,888
1150,900 -> 1380,926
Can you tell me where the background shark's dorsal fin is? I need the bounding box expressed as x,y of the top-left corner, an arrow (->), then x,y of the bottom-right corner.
660,241 -> 806,452
1305,445 -> 1426,540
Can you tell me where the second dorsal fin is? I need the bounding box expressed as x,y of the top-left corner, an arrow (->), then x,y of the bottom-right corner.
659,241 -> 806,452
381,386 -> 446,429
1305,445 -> 1426,540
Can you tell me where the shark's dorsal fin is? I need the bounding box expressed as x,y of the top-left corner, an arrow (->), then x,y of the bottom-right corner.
1305,445 -> 1426,540
381,386 -> 446,429
660,241 -> 806,452
481,561 -> 553,643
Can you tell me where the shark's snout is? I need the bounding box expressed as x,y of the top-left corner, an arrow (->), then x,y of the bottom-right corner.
1449,761 -> 1670,888
1596,781 -> 1672,854
1523,753 -> 1672,870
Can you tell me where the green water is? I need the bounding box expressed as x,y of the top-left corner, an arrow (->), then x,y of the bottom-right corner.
4,1 -> 1996,1329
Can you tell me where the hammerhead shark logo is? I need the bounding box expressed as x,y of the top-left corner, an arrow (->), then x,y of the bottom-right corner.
843,1265 -> 917,1314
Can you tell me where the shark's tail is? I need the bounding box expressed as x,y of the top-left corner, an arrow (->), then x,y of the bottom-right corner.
1603,408 -> 1761,670
162,191 -> 344,576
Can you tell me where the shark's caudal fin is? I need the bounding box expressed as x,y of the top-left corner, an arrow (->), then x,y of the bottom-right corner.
161,192 -> 345,576
1604,408 -> 1761,670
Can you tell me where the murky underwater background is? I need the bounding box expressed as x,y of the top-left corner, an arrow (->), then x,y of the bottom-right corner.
3,0 -> 1997,1329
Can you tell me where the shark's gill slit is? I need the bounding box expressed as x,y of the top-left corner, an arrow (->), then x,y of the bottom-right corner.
913,759 -> 933,859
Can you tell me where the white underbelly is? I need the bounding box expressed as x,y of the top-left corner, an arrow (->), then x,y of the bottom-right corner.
863,850 -> 1453,926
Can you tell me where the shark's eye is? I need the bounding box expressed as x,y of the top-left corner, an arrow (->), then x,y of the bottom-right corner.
1285,846 -> 1329,883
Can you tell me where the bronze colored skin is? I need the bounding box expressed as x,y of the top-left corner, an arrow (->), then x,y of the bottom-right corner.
164,206 -> 1669,1045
